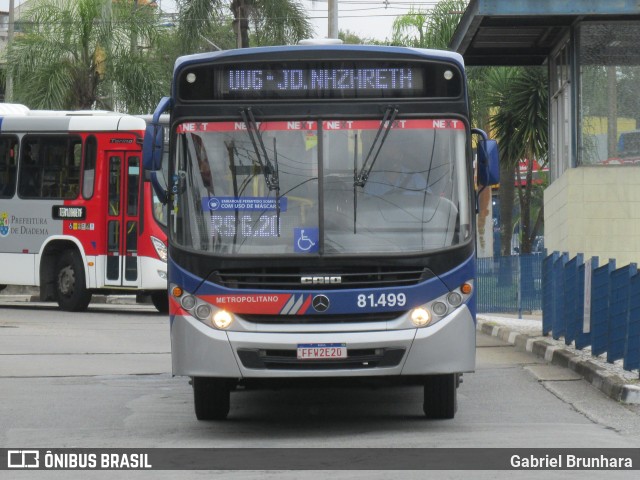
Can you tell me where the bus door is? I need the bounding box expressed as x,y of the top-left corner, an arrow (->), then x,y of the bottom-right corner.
105,152 -> 141,288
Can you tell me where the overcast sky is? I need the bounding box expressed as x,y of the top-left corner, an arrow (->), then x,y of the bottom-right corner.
1,0 -> 442,41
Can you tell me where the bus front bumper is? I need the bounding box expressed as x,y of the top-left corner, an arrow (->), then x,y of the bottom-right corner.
170,305 -> 476,379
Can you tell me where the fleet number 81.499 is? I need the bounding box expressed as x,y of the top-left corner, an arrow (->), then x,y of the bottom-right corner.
357,293 -> 407,308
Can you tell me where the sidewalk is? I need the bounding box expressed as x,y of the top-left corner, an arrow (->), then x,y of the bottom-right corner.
477,313 -> 640,404
0,286 -> 141,305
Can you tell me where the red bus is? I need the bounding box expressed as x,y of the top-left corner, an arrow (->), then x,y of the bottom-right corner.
0,105 -> 168,312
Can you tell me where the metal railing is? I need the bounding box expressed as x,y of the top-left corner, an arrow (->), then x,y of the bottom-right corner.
476,254 -> 543,315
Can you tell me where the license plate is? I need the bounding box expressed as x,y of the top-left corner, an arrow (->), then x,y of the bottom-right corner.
297,343 -> 347,360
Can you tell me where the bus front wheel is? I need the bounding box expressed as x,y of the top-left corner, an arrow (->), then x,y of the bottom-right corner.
150,291 -> 169,313
423,373 -> 457,419
55,250 -> 92,312
193,377 -> 231,420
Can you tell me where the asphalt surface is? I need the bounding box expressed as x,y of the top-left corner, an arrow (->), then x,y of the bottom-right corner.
2,290 -> 638,404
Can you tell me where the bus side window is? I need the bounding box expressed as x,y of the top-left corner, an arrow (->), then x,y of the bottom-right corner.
43,147 -> 64,198
62,139 -> 82,198
83,136 -> 97,199
18,140 -> 41,198
0,136 -> 18,198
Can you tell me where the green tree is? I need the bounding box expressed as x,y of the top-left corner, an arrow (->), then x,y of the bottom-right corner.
6,0 -> 171,113
176,0 -> 314,51
338,29 -> 382,46
487,67 -> 548,255
175,0 -> 234,53
391,0 -> 467,49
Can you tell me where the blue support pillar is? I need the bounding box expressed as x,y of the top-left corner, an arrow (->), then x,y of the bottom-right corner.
542,252 -> 559,336
552,252 -> 569,340
591,259 -> 616,357
575,257 -> 598,350
624,272 -> 640,371
607,263 -> 637,363
564,254 -> 584,346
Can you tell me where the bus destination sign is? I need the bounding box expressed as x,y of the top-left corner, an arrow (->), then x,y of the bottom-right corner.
225,67 -> 418,94
178,60 -> 462,100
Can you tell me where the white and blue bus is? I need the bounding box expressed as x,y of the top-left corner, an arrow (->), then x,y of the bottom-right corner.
144,43 -> 499,420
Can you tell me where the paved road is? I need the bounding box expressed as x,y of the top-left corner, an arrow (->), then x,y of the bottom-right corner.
1,301 -> 640,479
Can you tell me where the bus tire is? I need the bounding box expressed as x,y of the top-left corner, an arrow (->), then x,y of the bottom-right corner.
55,250 -> 92,312
193,377 -> 231,420
423,374 -> 457,419
150,291 -> 169,313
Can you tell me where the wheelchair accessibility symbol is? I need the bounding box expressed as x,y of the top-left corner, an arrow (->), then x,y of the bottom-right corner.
294,228 -> 319,253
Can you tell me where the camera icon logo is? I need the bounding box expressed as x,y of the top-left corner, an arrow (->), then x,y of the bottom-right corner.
7,450 -> 40,469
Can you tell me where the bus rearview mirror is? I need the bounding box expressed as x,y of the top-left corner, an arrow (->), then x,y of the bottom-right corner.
477,139 -> 500,187
143,123 -> 164,172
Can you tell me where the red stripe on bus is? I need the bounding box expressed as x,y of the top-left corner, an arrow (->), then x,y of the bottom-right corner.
297,295 -> 312,315
199,293 -> 293,314
177,119 -> 465,133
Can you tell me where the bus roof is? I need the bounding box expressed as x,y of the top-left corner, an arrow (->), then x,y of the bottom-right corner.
0,103 -> 30,115
174,44 -> 465,72
0,109 -> 147,133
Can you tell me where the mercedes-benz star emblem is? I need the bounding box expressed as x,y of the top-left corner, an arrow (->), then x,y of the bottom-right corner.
312,294 -> 330,312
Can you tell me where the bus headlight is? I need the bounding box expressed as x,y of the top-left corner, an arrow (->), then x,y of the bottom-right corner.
447,292 -> 463,308
171,284 -> 235,330
181,294 -> 197,310
151,236 -> 168,263
195,304 -> 212,321
213,311 -> 234,329
410,307 -> 431,327
432,301 -> 448,316
410,281 -> 473,328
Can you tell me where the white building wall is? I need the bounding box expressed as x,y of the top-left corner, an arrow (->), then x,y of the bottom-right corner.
544,166 -> 640,266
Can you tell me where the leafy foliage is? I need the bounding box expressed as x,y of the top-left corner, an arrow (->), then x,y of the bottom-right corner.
486,67 -> 549,255
175,0 -> 314,51
391,0 -> 467,49
6,0 -> 171,113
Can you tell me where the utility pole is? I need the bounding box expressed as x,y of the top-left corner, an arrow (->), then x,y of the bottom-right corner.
328,0 -> 338,38
6,0 -> 15,102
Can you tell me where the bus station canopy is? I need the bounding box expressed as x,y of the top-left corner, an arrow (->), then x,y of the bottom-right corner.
449,0 -> 640,66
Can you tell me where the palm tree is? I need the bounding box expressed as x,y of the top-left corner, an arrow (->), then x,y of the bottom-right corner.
5,0 -> 171,113
176,0 -> 314,52
391,0 -> 468,49
176,0 -> 235,52
487,67 -> 548,255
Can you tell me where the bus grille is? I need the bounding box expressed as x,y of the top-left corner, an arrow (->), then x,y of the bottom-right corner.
237,348 -> 406,370
239,312 -> 401,324
211,266 -> 430,290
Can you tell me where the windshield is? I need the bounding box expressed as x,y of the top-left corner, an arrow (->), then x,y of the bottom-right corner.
171,118 -> 470,255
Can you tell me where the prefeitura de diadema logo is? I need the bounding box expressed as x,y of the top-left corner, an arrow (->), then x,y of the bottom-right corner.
0,212 -> 10,238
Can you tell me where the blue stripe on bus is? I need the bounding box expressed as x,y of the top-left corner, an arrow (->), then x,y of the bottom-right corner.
169,253 -> 476,317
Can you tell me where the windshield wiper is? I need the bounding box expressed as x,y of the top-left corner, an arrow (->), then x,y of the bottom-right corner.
240,108 -> 279,191
353,132 -> 359,234
272,137 -> 281,237
354,106 -> 398,188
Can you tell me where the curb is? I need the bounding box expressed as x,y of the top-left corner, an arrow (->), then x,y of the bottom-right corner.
477,320 -> 640,405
